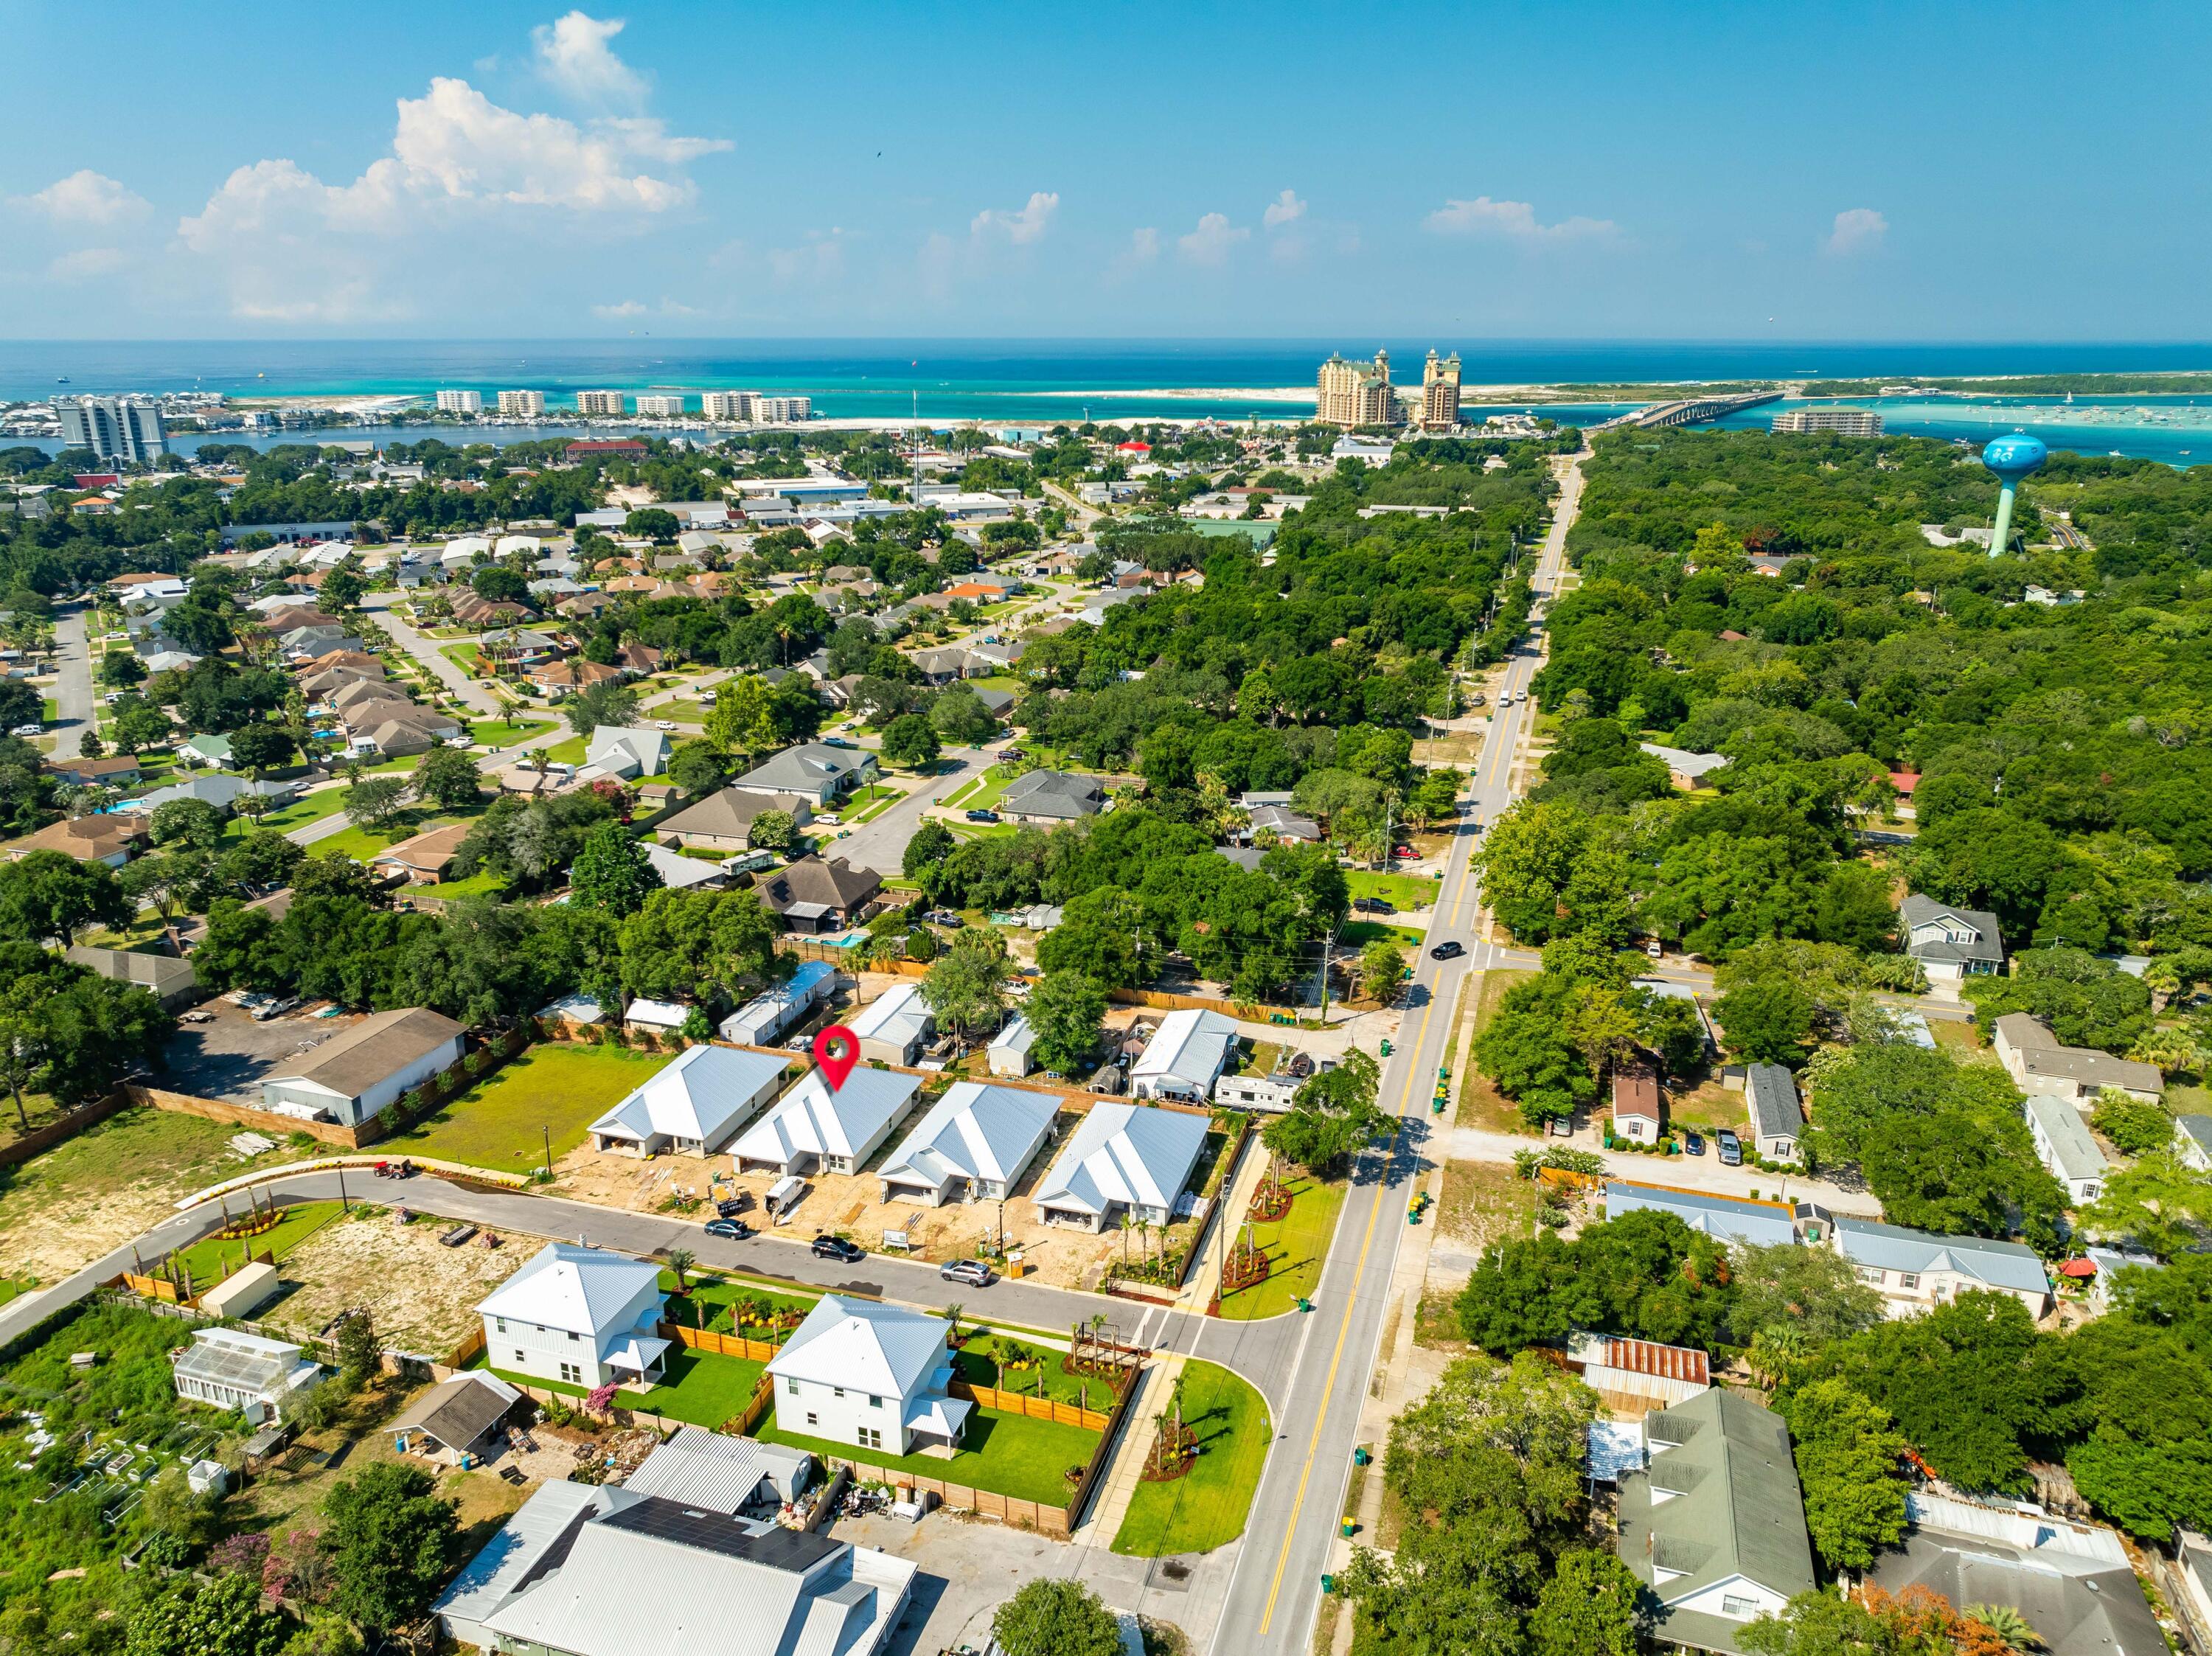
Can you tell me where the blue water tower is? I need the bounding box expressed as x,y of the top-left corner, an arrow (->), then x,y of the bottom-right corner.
1981,433 -> 2047,555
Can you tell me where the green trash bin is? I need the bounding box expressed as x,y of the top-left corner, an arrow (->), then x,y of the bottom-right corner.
1298,1296 -> 1313,1312
1321,1573 -> 1336,1596
1341,1517 -> 1357,1538
1354,1445 -> 1371,1467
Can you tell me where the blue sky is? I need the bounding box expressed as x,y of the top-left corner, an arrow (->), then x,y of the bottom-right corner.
4,1 -> 2208,341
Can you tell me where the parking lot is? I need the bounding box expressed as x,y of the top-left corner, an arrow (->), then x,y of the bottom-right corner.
161,1001 -> 365,1102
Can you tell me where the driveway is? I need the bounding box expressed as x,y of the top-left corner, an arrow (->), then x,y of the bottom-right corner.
46,601 -> 94,760
160,1002 -> 366,1103
1447,1126 -> 1882,1214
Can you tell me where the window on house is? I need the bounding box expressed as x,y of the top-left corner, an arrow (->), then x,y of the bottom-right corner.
787,1377 -> 801,1395
1722,1597 -> 1761,1620
1899,1273 -> 1920,1290
495,1318 -> 507,1333
1856,1266 -> 1885,1284
806,1412 -> 818,1427
513,1350 -> 525,1363
859,1427 -> 882,1450
869,1395 -> 883,1408
560,1363 -> 582,1385
833,1387 -> 844,1398
568,1330 -> 580,1341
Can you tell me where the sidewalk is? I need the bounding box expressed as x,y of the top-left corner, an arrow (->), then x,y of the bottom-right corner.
1073,1350 -> 1186,1548
1178,1130 -> 1275,1312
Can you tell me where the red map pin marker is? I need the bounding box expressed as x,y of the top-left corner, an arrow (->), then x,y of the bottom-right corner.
813,1025 -> 860,1093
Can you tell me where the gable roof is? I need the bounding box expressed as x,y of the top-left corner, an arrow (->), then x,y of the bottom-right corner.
584,725 -> 669,776
1745,1063 -> 1803,1138
389,1371 -> 521,1449
1832,1216 -> 2050,1296
262,1007 -> 463,1099
728,1067 -> 919,1164
766,1293 -> 947,1398
1604,1181 -> 1799,1248
879,1082 -> 1061,1193
1899,892 -> 2006,964
1130,1009 -> 1239,1089
1997,1013 -> 2165,1094
2025,1093 -> 2111,1184
588,1045 -> 787,1147
1617,1388 -> 1816,1621
476,1242 -> 662,1338
1034,1101 -> 1210,1217
847,981 -> 931,1049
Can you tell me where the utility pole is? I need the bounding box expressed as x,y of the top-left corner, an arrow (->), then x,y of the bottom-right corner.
543,1124 -> 552,1183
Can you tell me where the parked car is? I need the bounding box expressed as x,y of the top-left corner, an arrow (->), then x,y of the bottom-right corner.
653,719 -> 677,731
1391,845 -> 1417,860
965,808 -> 1001,823
1684,1131 -> 1705,1157
1429,940 -> 1465,961
811,1234 -> 865,1263
1352,896 -> 1394,915
1644,939 -> 1663,959
1716,1129 -> 1743,1166
939,1259 -> 994,1287
703,1217 -> 751,1240
8,723 -> 41,737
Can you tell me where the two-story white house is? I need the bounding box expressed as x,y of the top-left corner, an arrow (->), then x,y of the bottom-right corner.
475,1243 -> 669,1391
1899,894 -> 2005,989
765,1295 -> 970,1458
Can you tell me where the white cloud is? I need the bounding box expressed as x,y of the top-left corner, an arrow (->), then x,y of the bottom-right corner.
970,190 -> 1059,245
1263,189 -> 1306,229
593,299 -> 648,318
1177,212 -> 1248,266
13,170 -> 150,226
175,74 -> 728,320
532,11 -> 647,105
1823,207 -> 1888,257
1130,227 -> 1160,262
50,247 -> 128,279
1423,195 -> 1616,241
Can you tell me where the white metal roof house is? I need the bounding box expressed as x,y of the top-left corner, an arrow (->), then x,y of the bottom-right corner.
476,1243 -> 669,1391
730,1066 -> 921,1177
848,982 -> 933,1065
1828,1217 -> 2051,1318
172,1329 -> 323,1424
768,1294 -> 967,1458
1129,1009 -> 1239,1102
623,998 -> 691,1035
437,1480 -> 916,1656
258,1006 -> 465,1129
2025,1093 -> 2111,1206
719,960 -> 836,1048
1604,1182 -> 1801,1249
587,1045 -> 789,1158
878,1082 -> 1062,1207
1034,1100 -> 1211,1232
987,1013 -> 1037,1077
2176,1113 -> 2212,1172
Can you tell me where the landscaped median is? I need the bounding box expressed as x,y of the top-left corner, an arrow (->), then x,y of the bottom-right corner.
1212,1171 -> 1348,1319
1111,1360 -> 1270,1556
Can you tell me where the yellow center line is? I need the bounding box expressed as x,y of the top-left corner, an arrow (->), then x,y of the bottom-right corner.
1256,752 -> 1486,1634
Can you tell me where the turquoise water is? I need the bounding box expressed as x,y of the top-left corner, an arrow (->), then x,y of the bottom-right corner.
10,339 -> 2212,462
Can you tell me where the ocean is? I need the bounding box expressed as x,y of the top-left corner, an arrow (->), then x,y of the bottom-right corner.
9,338 -> 2212,463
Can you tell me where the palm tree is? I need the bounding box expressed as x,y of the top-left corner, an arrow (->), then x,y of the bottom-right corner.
664,1247 -> 695,1293
1965,1605 -> 2042,1654
942,1302 -> 964,1346
1119,1212 -> 1138,1262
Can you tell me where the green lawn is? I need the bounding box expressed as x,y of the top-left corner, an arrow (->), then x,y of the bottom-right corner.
1112,1360 -> 1271,1556
1345,871 -> 1444,911
414,871 -> 508,901
223,787 -> 352,840
311,808 -> 470,864
953,1340 -> 1125,1412
375,1043 -> 675,1170
467,718 -> 555,748
846,784 -> 908,824
167,1199 -> 346,1290
490,1348 -> 765,1429
541,734 -> 588,765
440,643 -> 482,672
755,1405 -> 1099,1507
664,1273 -> 821,1335
1340,919 -> 1425,951
940,779 -> 982,809
1214,1174 -> 1349,1321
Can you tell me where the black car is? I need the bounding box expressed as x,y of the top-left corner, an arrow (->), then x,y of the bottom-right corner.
1352,897 -> 1395,916
965,808 -> 1001,823
812,1234 -> 865,1263
1716,1129 -> 1743,1166
703,1217 -> 751,1240
1429,940 -> 1466,961
1684,1131 -> 1705,1157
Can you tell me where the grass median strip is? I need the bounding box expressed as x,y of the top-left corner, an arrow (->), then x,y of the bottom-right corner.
1214,1173 -> 1348,1321
1111,1360 -> 1271,1556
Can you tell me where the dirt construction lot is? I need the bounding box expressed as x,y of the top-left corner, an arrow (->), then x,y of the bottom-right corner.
260,1206 -> 536,1357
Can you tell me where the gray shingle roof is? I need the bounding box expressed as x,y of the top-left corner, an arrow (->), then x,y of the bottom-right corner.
1745,1063 -> 1803,1139
998,769 -> 1105,818
1832,1216 -> 2049,1296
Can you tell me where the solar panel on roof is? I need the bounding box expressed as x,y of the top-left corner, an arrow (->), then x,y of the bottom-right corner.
598,1497 -> 839,1573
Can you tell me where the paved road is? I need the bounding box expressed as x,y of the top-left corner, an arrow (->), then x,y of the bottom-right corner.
1212,451 -> 1587,1656
1445,1126 -> 1881,1213
0,1163 -> 1303,1413
47,601 -> 94,760
832,745 -> 992,875
361,591 -> 501,716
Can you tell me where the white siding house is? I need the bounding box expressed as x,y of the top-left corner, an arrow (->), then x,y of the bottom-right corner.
766,1295 -> 967,1457
258,1006 -> 465,1129
1033,1101 -> 1210,1232
849,983 -> 933,1065
586,1045 -> 788,1156
1129,1009 -> 1238,1102
476,1244 -> 669,1390
729,1067 -> 920,1177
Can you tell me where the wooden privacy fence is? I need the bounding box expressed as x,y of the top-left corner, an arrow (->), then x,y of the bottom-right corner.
729,1374 -> 776,1436
662,1323 -> 782,1363
0,1092 -> 131,1169
813,1453 -> 1077,1540
947,1379 -> 1112,1433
